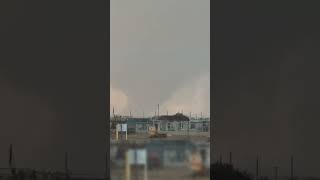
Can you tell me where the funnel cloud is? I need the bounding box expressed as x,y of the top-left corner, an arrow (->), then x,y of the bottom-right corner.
162,72 -> 210,117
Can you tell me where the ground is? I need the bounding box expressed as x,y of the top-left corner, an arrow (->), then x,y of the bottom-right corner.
110,133 -> 209,144
111,167 -> 209,180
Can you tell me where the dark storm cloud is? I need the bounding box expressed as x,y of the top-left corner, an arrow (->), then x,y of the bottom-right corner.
213,1 -> 320,177
0,1 -> 107,176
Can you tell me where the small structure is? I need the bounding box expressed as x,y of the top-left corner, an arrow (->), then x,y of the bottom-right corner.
189,118 -> 210,132
116,123 -> 128,141
126,118 -> 152,134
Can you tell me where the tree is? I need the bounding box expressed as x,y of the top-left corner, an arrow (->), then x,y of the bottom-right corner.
211,163 -> 253,180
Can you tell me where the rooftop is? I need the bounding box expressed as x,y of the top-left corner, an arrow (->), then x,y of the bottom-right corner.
157,113 -> 190,122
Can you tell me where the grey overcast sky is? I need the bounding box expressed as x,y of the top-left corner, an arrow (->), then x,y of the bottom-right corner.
110,0 -> 210,117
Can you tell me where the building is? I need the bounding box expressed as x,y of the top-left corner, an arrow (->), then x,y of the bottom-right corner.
189,118 -> 210,132
126,117 -> 152,133
110,113 -> 210,135
154,113 -> 210,135
153,113 -> 190,132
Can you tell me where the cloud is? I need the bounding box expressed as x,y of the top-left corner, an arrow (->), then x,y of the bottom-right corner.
110,84 -> 128,114
161,72 -> 210,117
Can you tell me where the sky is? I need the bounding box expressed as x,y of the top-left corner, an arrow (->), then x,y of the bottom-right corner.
110,0 -> 210,117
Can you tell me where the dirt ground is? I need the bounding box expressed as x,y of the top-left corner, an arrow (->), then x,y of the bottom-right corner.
110,133 -> 209,144
111,167 -> 209,180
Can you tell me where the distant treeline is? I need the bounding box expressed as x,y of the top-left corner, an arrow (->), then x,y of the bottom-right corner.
211,163 -> 293,180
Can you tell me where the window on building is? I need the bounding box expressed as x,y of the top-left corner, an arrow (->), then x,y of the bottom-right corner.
137,123 -> 147,131
185,122 -> 189,130
164,150 -> 177,163
160,122 -> 166,131
167,122 -> 174,131
179,122 -> 184,130
190,122 -> 195,129
203,122 -> 209,132
176,122 -> 181,131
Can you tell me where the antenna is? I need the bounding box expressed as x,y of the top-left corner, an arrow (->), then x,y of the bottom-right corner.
158,104 -> 160,117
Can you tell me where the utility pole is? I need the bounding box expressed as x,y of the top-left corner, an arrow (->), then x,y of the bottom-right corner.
187,120 -> 190,139
106,150 -> 109,180
157,104 -> 160,118
9,144 -> 16,176
121,122 -> 123,140
65,152 -> 69,179
291,155 -> 294,180
256,156 -> 260,180
188,112 -> 191,139
273,166 -> 279,180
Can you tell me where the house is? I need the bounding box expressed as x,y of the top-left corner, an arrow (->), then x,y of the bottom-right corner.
153,113 -> 190,133
152,113 -> 210,134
